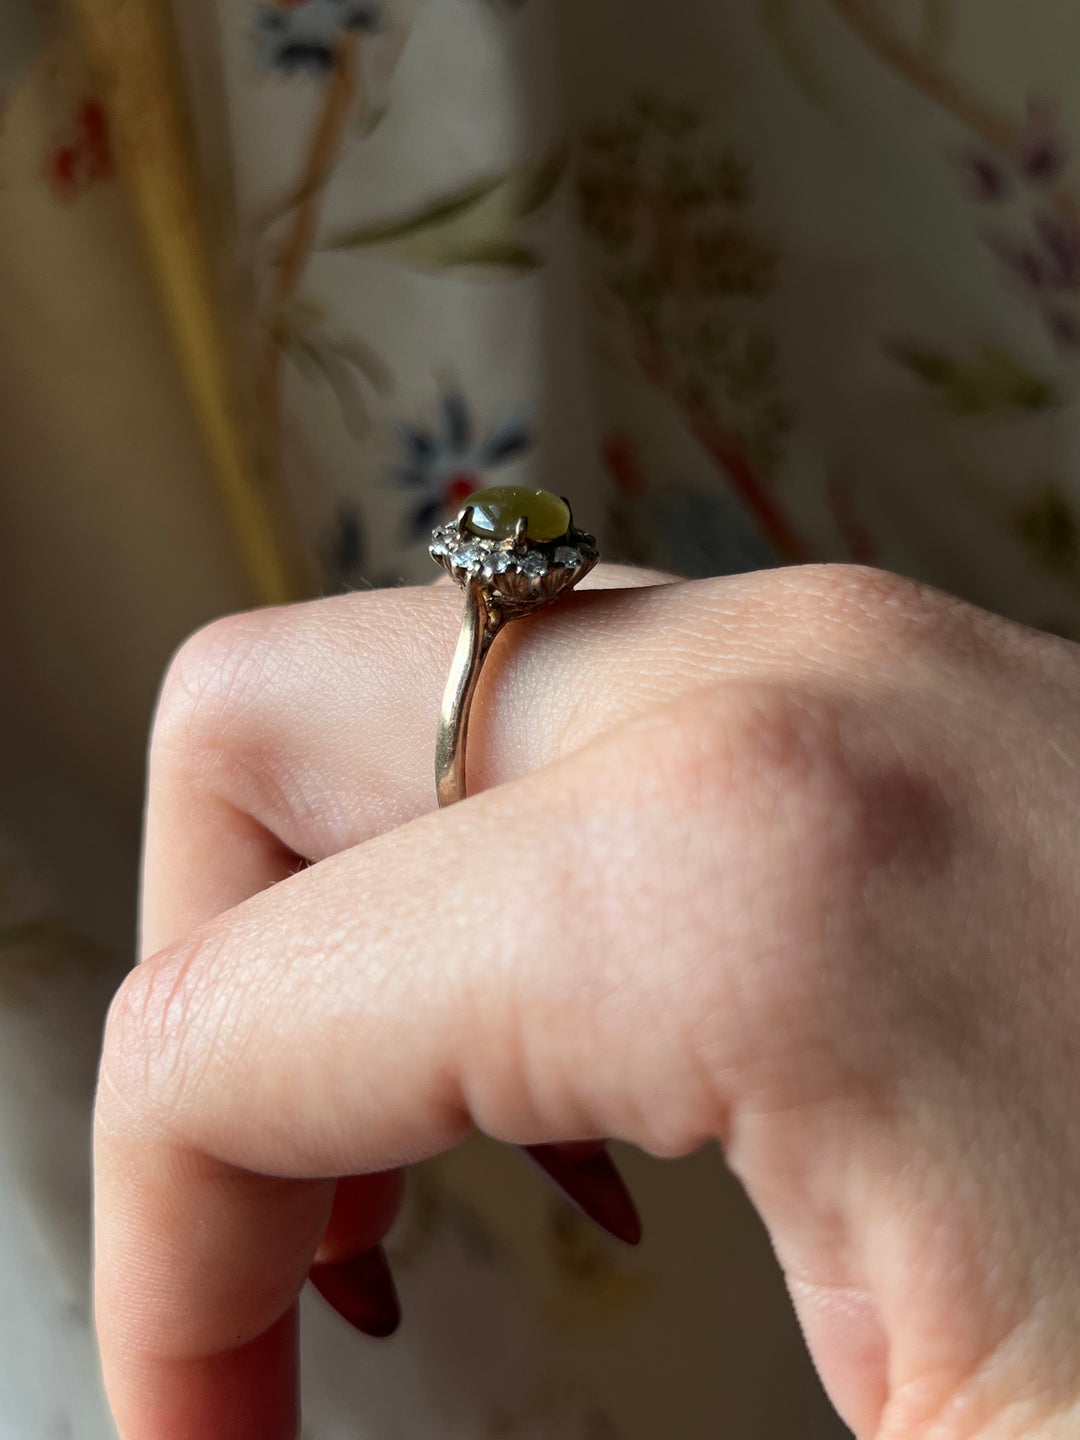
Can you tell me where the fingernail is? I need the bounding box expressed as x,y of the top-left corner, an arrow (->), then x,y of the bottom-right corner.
523,1143 -> 643,1246
309,1243 -> 401,1338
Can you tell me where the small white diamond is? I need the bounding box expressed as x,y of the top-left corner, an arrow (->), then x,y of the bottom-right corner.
554,546 -> 580,567
519,551 -> 548,576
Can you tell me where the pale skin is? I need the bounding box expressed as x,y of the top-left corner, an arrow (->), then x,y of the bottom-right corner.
94,563 -> 1080,1440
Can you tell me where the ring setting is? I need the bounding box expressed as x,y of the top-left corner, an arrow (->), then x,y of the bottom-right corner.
429,485 -> 598,615
431,486 -> 599,807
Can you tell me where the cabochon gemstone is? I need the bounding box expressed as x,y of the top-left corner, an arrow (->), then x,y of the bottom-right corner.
462,486 -> 571,543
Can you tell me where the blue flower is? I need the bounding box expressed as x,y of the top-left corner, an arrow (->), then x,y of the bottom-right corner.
329,505 -> 365,589
388,393 -> 531,537
255,0 -> 381,76
647,488 -> 777,578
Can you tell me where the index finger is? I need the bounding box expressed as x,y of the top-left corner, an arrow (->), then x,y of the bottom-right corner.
97,691 -> 740,1440
140,564 -> 675,957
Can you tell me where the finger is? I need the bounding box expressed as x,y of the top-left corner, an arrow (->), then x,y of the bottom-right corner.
135,561 -> 679,1266
107,569 -> 1069,1439
136,564 -> 897,1265
144,559 -> 872,961
523,1143 -> 641,1245
309,1247 -> 400,1339
100,643 -> 1030,1439
308,1171 -> 405,1339
313,1171 -> 405,1265
139,566 -> 675,1269
97,691 -> 748,1439
140,563 -> 680,956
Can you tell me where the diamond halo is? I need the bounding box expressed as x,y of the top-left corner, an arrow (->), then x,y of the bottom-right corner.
429,501 -> 599,615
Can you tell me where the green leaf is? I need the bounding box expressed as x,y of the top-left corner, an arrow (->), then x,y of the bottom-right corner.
319,148 -> 566,273
511,144 -> 570,217
283,333 -> 325,382
329,334 -> 394,393
436,240 -> 541,272
1016,480 -> 1080,574
323,173 -> 509,253
758,0 -> 845,119
357,104 -> 389,139
284,335 -> 374,439
889,341 -> 1058,415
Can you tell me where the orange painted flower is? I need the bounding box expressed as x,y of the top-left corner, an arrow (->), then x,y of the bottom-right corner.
44,97 -> 113,202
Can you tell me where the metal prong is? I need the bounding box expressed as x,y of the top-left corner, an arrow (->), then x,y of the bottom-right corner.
459,504 -> 475,531
514,514 -> 528,545
559,495 -> 573,527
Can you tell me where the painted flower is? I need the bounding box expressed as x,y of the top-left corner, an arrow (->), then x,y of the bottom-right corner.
986,211 -> 1080,349
958,98 -> 1080,350
1033,209 -> 1080,287
961,154 -> 1009,203
646,487 -> 777,578
1016,480 -> 1080,575
388,393 -> 531,538
985,209 -> 1080,290
255,0 -> 381,76
329,505 -> 366,590
44,97 -> 113,201
1019,99 -> 1069,185
602,435 -> 777,578
960,98 -> 1069,202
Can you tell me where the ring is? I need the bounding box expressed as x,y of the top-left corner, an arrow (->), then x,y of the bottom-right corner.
430,485 -> 599,807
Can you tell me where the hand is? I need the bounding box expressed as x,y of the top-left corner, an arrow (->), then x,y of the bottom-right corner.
95,564 -> 1080,1440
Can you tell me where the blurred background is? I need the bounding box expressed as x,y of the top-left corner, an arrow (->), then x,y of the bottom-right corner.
6,0 -> 1080,1433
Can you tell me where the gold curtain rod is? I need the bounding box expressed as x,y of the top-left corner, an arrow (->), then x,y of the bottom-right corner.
68,0 -> 306,607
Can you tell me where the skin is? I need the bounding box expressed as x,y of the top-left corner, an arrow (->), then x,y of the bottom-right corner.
94,563 -> 1080,1440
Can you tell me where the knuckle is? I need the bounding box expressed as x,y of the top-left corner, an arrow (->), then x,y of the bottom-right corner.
97,938 -> 218,1136
781,562 -> 1005,668
151,607 -> 285,764
616,683 -> 955,1104
636,679 -> 871,837
789,562 -> 952,628
574,692 -> 793,1149
716,675 -> 953,902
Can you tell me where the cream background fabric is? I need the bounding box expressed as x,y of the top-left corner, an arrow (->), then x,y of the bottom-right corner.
7,2 -> 1080,1434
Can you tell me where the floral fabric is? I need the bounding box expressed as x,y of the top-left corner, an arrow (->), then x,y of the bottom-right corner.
5,1 -> 1080,1436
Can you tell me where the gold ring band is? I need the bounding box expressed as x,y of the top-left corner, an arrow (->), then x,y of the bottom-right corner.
431,487 -> 599,808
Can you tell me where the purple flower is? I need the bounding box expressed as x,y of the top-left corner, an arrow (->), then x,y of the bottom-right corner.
1022,137 -> 1066,183
963,97 -> 1078,351
255,0 -> 381,76
1046,309 -> 1080,350
1020,99 -> 1068,184
388,393 -> 531,537
962,153 -> 1009,203
989,236 -> 1048,291
958,99 -> 1069,202
988,210 -> 1080,295
1034,209 -> 1080,287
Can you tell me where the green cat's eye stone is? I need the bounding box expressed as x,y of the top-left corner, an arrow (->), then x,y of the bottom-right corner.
462,486 -> 571,543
